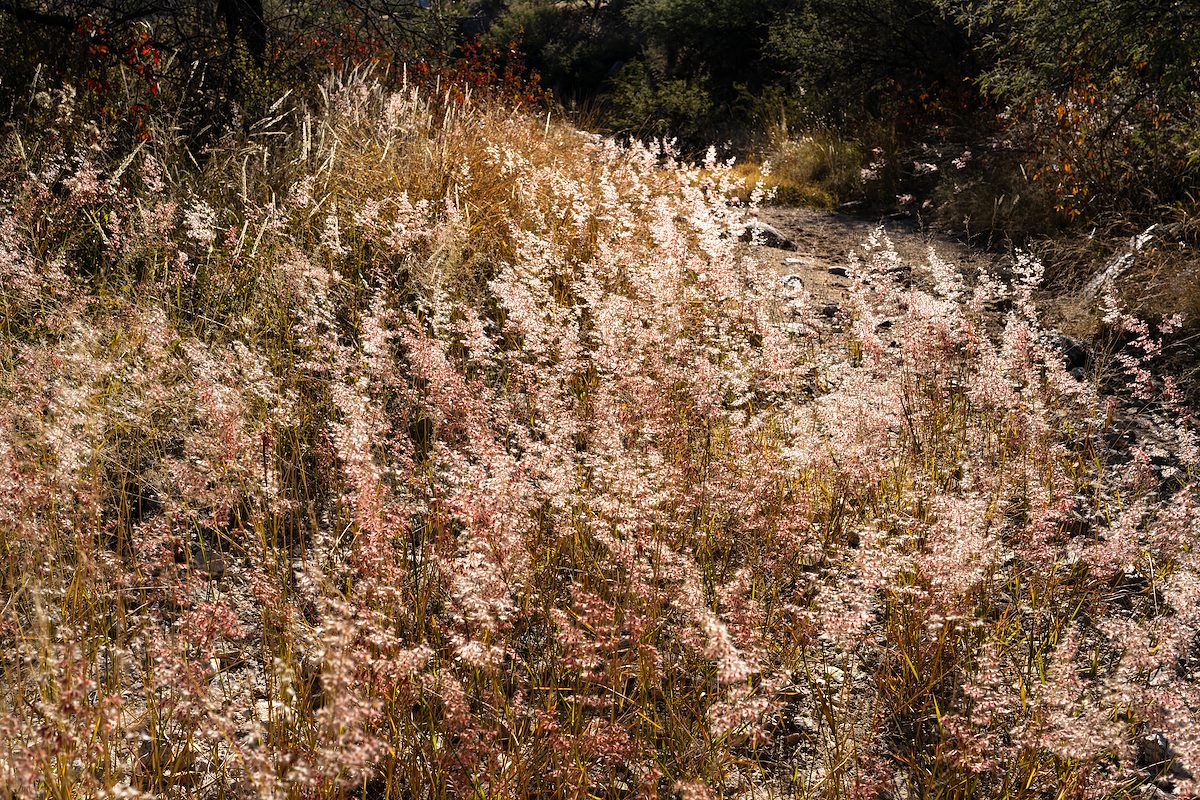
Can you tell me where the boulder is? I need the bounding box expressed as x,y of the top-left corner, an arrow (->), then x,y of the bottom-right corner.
737,220 -> 796,250
1045,333 -> 1089,374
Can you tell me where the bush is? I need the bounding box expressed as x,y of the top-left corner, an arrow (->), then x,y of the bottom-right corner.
939,0 -> 1200,220
767,0 -> 980,126
485,0 -> 809,153
603,59 -> 716,144
743,128 -> 865,209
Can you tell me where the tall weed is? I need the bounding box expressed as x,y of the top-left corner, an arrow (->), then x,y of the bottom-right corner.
0,69 -> 1196,799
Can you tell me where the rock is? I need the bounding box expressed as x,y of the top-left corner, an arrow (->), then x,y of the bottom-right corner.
256,698 -> 295,725
820,304 -> 839,318
1082,223 -> 1180,301
136,732 -> 195,790
1139,731 -> 1194,784
123,483 -> 163,524
1062,496 -> 1093,538
191,545 -> 227,580
780,274 -> 804,289
827,266 -> 850,278
737,220 -> 797,250
812,665 -> 845,687
1048,333 -> 1089,372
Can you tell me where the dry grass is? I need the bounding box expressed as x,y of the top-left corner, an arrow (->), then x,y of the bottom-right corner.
722,129 -> 864,210
0,68 -> 1198,800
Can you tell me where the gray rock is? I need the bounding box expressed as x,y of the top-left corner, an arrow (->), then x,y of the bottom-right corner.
1082,223 -> 1182,301
738,220 -> 797,250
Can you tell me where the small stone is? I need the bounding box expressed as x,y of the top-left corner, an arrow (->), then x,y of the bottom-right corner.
194,549 -> 226,580
255,698 -> 295,725
827,266 -> 850,278
1139,731 -> 1194,787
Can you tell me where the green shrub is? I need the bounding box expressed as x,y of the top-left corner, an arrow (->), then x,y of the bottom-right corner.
604,60 -> 715,144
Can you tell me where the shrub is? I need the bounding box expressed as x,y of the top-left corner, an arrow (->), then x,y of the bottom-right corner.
729,127 -> 865,210
939,0 -> 1200,220
604,59 -> 717,144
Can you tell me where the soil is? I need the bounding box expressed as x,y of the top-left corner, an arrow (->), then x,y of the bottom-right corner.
745,206 -> 1102,342
745,206 -> 1005,310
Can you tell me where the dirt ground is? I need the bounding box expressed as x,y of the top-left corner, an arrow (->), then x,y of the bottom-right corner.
745,206 -> 1004,310
745,206 -> 1106,341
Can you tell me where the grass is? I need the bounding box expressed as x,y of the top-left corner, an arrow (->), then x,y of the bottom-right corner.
717,128 -> 865,210
0,66 -> 1198,799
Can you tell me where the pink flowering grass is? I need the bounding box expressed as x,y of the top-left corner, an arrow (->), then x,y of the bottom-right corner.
0,69 -> 1197,799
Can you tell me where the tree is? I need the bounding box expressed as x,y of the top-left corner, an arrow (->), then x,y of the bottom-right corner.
767,0 -> 980,123
0,0 -> 454,111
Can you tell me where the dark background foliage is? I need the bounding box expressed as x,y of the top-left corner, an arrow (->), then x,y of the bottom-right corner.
3,0 -> 1198,231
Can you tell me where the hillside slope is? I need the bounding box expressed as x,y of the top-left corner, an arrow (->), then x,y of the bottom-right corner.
1,75 -> 1198,799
